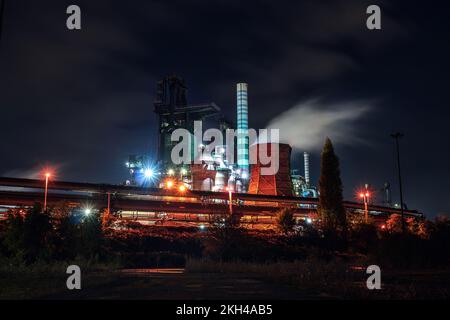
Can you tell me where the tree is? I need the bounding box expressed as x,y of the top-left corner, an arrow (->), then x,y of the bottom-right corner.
318,138 -> 347,237
276,208 -> 295,235
52,204 -> 79,260
385,214 -> 420,234
3,209 -> 26,260
22,203 -> 53,262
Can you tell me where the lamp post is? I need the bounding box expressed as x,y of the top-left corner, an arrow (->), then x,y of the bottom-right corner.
44,172 -> 51,211
391,132 -> 405,234
226,187 -> 233,215
102,192 -> 111,227
359,191 -> 370,223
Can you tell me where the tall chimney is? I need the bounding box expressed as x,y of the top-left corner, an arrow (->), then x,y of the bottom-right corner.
384,182 -> 392,206
237,83 -> 249,177
304,152 -> 310,187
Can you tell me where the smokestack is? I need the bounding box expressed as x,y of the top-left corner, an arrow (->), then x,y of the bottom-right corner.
384,182 -> 392,206
237,83 -> 249,177
304,152 -> 310,187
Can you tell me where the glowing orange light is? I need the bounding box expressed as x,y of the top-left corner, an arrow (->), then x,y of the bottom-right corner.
178,185 -> 186,192
381,224 -> 386,229
166,180 -> 174,189
359,193 -> 365,198
365,192 -> 370,197
42,167 -> 55,180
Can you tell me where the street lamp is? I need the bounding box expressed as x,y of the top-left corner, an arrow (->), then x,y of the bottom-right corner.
144,168 -> 154,179
180,168 -> 187,180
359,191 -> 370,223
43,172 -> 51,212
102,192 -> 111,227
165,179 -> 174,189
226,187 -> 233,215
391,132 -> 406,234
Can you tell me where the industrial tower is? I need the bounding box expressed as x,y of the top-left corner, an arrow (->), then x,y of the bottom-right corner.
154,75 -> 220,168
237,83 -> 249,178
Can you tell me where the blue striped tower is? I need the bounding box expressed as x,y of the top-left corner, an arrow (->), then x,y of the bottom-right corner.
237,83 -> 249,179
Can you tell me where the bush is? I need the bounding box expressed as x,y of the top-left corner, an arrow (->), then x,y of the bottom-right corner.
79,211 -> 104,259
349,223 -> 379,254
0,203 -> 108,264
203,219 -> 247,261
275,208 -> 295,235
2,204 -> 54,263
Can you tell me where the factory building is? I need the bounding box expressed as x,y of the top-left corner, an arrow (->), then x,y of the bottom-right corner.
124,155 -> 152,186
125,75 -> 317,199
153,75 -> 220,167
291,152 -> 318,198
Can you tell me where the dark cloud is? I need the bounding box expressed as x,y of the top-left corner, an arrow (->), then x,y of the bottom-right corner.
0,0 -> 449,216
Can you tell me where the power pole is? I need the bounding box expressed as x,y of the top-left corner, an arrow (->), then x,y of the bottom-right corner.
391,132 -> 405,233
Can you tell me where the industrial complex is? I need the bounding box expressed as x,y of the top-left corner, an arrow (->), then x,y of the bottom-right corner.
0,75 -> 423,228
125,75 -> 317,198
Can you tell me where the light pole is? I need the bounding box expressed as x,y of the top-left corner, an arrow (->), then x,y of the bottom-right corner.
102,192 -> 111,227
226,187 -> 233,215
391,132 -> 405,234
44,172 -> 51,211
359,191 -> 370,223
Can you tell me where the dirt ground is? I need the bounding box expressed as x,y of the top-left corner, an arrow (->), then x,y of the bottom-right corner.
1,268 -> 449,300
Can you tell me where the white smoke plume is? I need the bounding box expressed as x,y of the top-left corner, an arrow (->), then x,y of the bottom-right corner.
265,99 -> 372,150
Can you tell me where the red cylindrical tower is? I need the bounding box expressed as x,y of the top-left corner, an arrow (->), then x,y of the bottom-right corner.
248,143 -> 293,196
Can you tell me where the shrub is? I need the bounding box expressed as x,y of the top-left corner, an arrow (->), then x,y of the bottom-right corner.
349,223 -> 379,254
275,208 -> 295,235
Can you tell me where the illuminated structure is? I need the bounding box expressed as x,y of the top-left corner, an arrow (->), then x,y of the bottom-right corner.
0,177 -> 424,229
291,152 -> 318,198
304,152 -> 310,187
248,143 -> 293,197
154,75 -> 220,168
291,169 -> 307,197
236,83 -> 249,180
125,155 -> 158,187
129,77 -> 314,196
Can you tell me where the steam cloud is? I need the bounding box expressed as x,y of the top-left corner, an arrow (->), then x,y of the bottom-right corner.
265,99 -> 371,150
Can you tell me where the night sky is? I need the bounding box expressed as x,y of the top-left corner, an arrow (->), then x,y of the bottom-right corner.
0,0 -> 449,217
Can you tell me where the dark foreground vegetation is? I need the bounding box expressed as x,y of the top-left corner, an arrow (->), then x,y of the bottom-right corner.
0,139 -> 448,299
0,202 -> 449,299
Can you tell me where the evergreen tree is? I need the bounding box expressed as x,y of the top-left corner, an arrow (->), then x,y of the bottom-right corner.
318,138 -> 347,237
